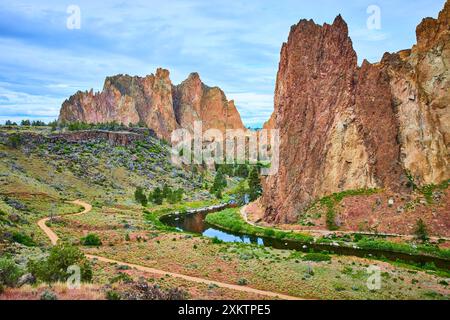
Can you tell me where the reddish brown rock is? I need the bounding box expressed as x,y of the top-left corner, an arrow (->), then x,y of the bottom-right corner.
262,2 -> 450,223
390,0 -> 450,185
59,69 -> 245,140
172,72 -> 245,133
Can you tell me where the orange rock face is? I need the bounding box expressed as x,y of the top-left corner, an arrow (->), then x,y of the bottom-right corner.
172,72 -> 245,133
59,69 -> 244,140
262,2 -> 450,223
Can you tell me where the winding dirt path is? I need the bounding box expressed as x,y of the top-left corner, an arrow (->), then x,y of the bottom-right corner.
38,200 -> 92,246
37,200 -> 302,300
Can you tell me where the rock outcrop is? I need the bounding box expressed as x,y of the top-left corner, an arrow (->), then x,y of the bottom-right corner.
262,1 -> 450,223
59,69 -> 245,140
0,130 -> 151,148
172,72 -> 245,133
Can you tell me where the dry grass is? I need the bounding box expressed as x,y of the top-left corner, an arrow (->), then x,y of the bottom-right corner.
0,283 -> 104,300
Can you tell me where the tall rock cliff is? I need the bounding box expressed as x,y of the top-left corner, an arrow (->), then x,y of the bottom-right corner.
262,1 -> 450,223
59,69 -> 245,140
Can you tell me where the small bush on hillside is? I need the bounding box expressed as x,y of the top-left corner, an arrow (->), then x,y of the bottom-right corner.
0,257 -> 22,289
27,245 -> 92,284
81,233 -> 102,246
106,290 -> 122,300
7,134 -> 23,149
150,187 -> 163,205
263,228 -> 276,237
162,184 -> 172,198
168,188 -> 184,204
110,272 -> 133,284
415,219 -> 429,242
121,280 -> 188,300
215,189 -> 223,199
40,290 -> 58,300
302,253 -> 331,262
134,187 -> 148,206
12,231 -> 36,247
211,237 -> 223,244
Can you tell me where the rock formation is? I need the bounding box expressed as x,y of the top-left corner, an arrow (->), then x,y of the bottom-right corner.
262,1 -> 450,223
172,72 -> 245,133
59,69 -> 245,140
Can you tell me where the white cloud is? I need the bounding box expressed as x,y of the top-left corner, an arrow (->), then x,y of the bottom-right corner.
228,92 -> 274,127
0,86 -> 61,119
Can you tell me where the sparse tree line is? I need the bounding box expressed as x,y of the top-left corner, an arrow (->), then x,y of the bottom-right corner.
3,119 -> 56,127
209,164 -> 262,202
134,184 -> 184,206
63,120 -> 146,132
2,119 -> 148,132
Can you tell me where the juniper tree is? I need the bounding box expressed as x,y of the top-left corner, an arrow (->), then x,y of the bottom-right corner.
248,166 -> 262,201
415,218 -> 429,242
211,169 -> 227,194
134,187 -> 148,206
150,187 -> 163,205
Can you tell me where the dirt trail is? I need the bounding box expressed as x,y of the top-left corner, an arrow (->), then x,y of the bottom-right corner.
37,200 -> 92,246
37,200 -> 303,300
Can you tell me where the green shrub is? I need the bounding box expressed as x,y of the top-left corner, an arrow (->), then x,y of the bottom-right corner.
7,134 -> 23,148
263,228 -> 275,237
211,237 -> 223,244
150,187 -> 163,205
110,272 -> 133,284
40,290 -> 58,300
248,167 -> 262,201
106,290 -> 121,300
414,219 -> 429,242
237,278 -> 248,286
0,257 -> 22,288
81,233 -> 102,246
12,231 -> 36,247
134,187 -> 148,206
418,180 -> 449,204
215,189 -> 223,199
162,184 -> 172,199
274,231 -> 288,240
27,245 -> 92,284
302,253 -> 331,262
168,188 -> 184,204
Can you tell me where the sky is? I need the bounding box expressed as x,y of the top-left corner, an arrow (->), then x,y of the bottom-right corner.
0,0 -> 446,127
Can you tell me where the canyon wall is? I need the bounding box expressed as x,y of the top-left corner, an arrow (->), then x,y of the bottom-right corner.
59,69 -> 245,140
262,1 -> 450,223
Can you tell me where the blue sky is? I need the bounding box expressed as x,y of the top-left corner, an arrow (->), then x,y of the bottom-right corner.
0,0 -> 446,127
